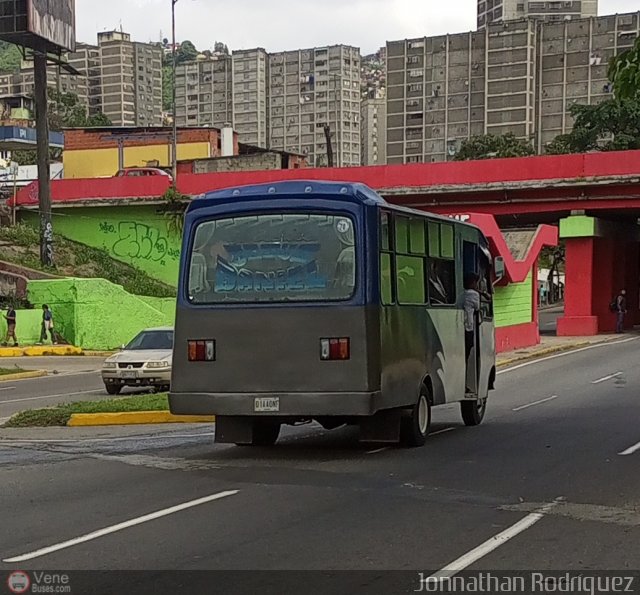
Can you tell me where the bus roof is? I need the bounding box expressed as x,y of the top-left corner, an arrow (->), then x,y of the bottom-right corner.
189,179 -> 483,235
190,180 -> 386,211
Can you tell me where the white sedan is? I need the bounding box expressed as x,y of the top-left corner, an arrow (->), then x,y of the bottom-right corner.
101,327 -> 173,395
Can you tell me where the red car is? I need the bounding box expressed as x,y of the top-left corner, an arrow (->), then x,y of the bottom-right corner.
115,167 -> 173,180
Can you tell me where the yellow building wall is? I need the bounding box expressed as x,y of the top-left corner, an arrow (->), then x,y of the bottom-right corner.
63,142 -> 212,179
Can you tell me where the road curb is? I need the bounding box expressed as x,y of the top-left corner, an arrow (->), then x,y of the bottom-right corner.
497,341 -> 592,368
0,346 -> 83,357
0,370 -> 48,382
67,411 -> 215,427
82,351 -> 116,357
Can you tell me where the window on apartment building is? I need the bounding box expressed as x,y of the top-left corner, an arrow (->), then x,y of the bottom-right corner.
408,40 -> 425,49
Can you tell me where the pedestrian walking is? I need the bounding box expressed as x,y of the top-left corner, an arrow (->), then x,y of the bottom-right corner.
2,305 -> 18,347
613,289 -> 627,333
39,304 -> 56,344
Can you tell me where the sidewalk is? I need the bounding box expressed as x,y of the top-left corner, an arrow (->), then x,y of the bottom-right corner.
0,345 -> 83,357
497,332 -> 632,367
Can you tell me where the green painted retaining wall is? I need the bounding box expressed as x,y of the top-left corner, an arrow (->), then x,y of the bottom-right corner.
27,278 -> 176,350
0,309 -> 42,345
22,206 -> 182,286
494,272 -> 533,328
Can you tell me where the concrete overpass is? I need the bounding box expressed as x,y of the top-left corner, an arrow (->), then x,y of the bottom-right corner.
13,150 -> 640,337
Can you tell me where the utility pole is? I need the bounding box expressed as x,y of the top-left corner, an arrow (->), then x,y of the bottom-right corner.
323,124 -> 334,168
171,0 -> 178,187
34,47 -> 53,267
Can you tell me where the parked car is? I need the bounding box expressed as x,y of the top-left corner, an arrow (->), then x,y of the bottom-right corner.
115,167 -> 173,180
102,327 -> 174,395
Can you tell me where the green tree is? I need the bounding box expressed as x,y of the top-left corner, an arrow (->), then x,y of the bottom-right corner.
177,40 -> 199,64
546,99 -> 640,154
0,41 -> 22,73
453,133 -> 535,161
47,88 -> 89,131
86,112 -> 112,127
609,36 -> 640,101
162,65 -> 174,112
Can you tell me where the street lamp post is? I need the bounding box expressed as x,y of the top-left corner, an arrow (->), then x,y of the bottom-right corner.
171,0 -> 178,188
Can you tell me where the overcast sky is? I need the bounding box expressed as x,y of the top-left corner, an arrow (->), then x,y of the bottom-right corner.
76,0 -> 639,54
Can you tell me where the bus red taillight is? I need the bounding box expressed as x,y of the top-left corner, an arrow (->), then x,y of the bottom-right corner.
188,340 -> 216,361
320,338 -> 350,361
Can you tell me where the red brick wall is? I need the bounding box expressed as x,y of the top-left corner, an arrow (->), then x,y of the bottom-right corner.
64,128 -> 223,153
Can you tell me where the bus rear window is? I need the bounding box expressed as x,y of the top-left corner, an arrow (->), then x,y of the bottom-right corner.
187,213 -> 357,304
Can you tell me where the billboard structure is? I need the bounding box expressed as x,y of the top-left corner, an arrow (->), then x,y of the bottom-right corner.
0,0 -> 76,53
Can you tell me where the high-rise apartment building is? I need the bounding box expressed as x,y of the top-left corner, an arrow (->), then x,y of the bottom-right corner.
232,48 -> 269,147
268,45 -> 361,167
98,31 -> 162,127
478,0 -> 598,28
361,98 -> 386,166
175,54 -> 233,128
386,11 -> 639,164
175,44 -> 362,167
6,31 -> 161,126
12,50 -> 92,110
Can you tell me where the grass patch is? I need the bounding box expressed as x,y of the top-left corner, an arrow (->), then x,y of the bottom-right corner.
0,367 -> 25,376
0,223 -> 176,298
3,393 -> 169,427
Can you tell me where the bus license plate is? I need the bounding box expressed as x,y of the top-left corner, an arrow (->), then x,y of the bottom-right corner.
254,398 -> 280,412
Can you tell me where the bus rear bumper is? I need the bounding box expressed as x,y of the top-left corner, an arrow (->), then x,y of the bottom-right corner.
169,391 -> 382,417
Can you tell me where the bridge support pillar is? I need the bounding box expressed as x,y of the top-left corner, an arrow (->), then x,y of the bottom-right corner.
558,215 -> 640,336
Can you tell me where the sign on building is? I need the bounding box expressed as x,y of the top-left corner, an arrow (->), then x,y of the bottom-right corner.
0,0 -> 76,53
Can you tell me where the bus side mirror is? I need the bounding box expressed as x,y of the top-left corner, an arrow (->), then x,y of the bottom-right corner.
494,257 -> 505,283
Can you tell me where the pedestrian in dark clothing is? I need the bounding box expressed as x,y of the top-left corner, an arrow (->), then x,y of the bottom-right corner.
615,289 -> 627,333
2,306 -> 18,346
39,304 -> 56,344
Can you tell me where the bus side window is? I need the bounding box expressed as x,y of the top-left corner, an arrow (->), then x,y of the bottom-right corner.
380,211 -> 394,305
394,216 -> 428,305
381,253 -> 393,305
427,222 -> 456,306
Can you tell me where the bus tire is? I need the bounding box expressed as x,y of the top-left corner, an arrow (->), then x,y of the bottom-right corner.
250,420 -> 281,446
461,398 -> 487,426
400,390 -> 431,447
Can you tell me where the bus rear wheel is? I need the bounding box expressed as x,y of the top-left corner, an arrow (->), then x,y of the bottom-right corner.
461,398 -> 487,426
400,391 -> 431,447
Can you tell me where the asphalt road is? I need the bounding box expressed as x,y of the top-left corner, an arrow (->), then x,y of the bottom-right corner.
0,357 -> 145,420
0,338 -> 639,593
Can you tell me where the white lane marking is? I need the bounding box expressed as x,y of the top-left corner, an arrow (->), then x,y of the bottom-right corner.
366,447 -> 389,455
0,389 -> 103,405
498,337 -> 637,375
0,386 -> 16,392
431,427 -> 456,436
427,499 -> 562,582
2,490 -> 239,563
591,372 -> 623,384
619,440 -> 640,456
0,432 -> 217,445
512,395 -> 558,412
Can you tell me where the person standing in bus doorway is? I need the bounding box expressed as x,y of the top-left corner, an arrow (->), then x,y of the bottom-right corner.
615,289 -> 627,333
463,273 -> 481,394
2,305 -> 18,347
463,273 -> 491,394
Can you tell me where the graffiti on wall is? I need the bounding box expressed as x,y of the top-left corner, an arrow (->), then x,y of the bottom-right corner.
99,221 -> 181,267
